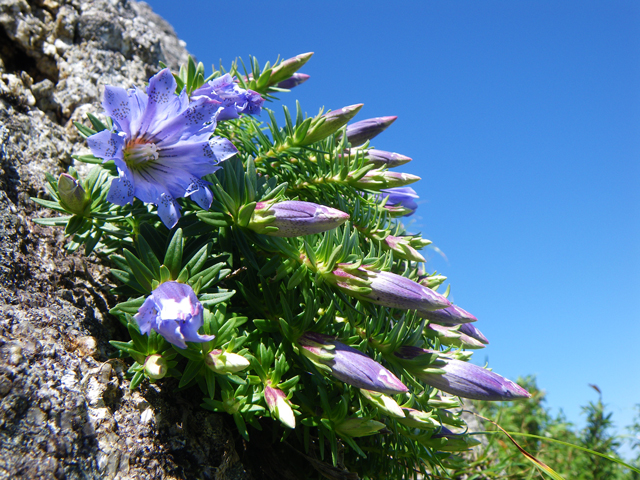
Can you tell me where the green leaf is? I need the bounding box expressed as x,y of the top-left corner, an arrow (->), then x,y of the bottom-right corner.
164,228 -> 184,279
129,371 -> 144,390
73,121 -> 96,138
123,249 -> 154,292
87,113 -> 108,132
109,296 -> 145,315
179,359 -> 205,388
135,235 -> 161,279
127,322 -> 149,354
179,243 -> 210,279
199,290 -> 235,307
197,211 -> 233,227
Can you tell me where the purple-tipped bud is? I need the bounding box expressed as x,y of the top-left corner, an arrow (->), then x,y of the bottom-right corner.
384,235 -> 426,262
364,149 -> 412,168
341,116 -> 397,147
395,347 -> 531,401
350,170 -> 420,190
335,417 -> 386,437
275,73 -> 310,90
458,323 -> 489,344
419,304 -> 478,326
301,104 -> 364,145
144,354 -> 168,380
58,173 -> 89,215
330,267 -> 451,313
269,52 -> 314,86
299,332 -> 408,395
248,200 -> 349,237
360,389 -> 405,417
264,385 -> 296,429
426,324 -> 486,349
375,187 -> 419,217
134,281 -> 214,349
205,349 -> 251,374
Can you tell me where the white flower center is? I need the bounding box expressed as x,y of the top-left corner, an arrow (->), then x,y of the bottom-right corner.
158,296 -> 192,321
125,141 -> 159,167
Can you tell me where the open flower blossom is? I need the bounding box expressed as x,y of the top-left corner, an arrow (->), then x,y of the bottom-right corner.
87,68 -> 238,228
134,281 -> 214,349
395,346 -> 530,401
191,73 -> 264,120
376,187 -> 419,217
299,332 -> 408,395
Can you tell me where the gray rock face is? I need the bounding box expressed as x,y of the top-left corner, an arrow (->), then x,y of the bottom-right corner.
0,1 -> 252,478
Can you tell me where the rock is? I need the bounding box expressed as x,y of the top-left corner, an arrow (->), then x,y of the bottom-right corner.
0,1 -> 252,478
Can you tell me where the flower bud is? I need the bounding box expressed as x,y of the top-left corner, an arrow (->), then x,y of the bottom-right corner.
350,170 -> 420,190
419,427 -> 482,452
301,104 -> 363,145
360,389 -> 405,418
327,266 -> 451,313
395,347 -> 531,401
299,332 -> 408,395
426,324 -> 486,349
248,200 -> 349,237
375,187 -> 419,217
264,385 -> 296,429
144,354 -> 168,380
341,116 -> 397,147
384,235 -> 425,262
335,417 -> 386,437
269,52 -> 314,86
458,323 -> 489,344
275,73 -> 310,90
58,173 -> 89,215
418,304 -> 478,326
205,349 -> 251,374
363,149 -> 412,168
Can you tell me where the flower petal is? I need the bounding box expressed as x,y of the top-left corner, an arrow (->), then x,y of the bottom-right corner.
137,69 -> 180,137
106,161 -> 135,206
102,86 -> 134,135
157,192 -> 181,228
87,129 -> 125,160
134,295 -> 158,335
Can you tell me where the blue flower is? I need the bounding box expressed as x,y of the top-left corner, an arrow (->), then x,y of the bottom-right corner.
191,73 -> 264,120
134,281 -> 214,349
87,68 -> 238,228
376,187 -> 419,217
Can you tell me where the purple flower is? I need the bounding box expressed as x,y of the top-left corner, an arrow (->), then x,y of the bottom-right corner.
418,304 -> 478,326
248,200 -> 350,237
276,73 -> 310,90
299,332 -> 408,395
134,281 -> 214,349
351,171 -> 420,190
395,347 -> 530,401
364,149 -> 412,168
426,323 -> 486,349
344,115 -> 397,147
192,73 -> 264,120
87,69 -> 238,228
376,187 -> 419,217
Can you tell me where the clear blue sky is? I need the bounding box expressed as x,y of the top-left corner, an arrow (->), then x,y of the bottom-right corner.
145,0 -> 640,447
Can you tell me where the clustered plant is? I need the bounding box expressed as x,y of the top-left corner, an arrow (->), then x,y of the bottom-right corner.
34,52 -> 531,479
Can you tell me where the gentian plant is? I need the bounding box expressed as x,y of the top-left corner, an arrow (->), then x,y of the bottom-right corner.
33,53 -> 530,479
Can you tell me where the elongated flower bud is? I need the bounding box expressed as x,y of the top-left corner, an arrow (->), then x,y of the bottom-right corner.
384,235 -> 426,262
327,266 -> 451,313
205,349 -> 251,374
276,73 -> 310,90
301,104 -> 363,145
335,417 -> 386,437
144,354 -> 168,380
264,385 -> 296,429
360,389 -> 405,418
299,332 -> 408,395
364,149 -> 412,168
458,323 -> 489,344
248,200 -> 349,237
426,324 -> 486,349
350,170 -> 420,190
342,116 -> 397,147
395,347 -> 531,401
58,173 -> 89,215
418,304 -> 478,326
269,52 -> 313,86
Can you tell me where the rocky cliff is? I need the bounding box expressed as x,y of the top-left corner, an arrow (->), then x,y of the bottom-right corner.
0,1 -> 254,478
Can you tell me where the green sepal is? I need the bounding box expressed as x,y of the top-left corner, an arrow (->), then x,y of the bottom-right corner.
197,211 -> 233,227
237,202 -> 257,227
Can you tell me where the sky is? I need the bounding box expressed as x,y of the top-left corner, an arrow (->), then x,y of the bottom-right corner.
145,0 -> 640,451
